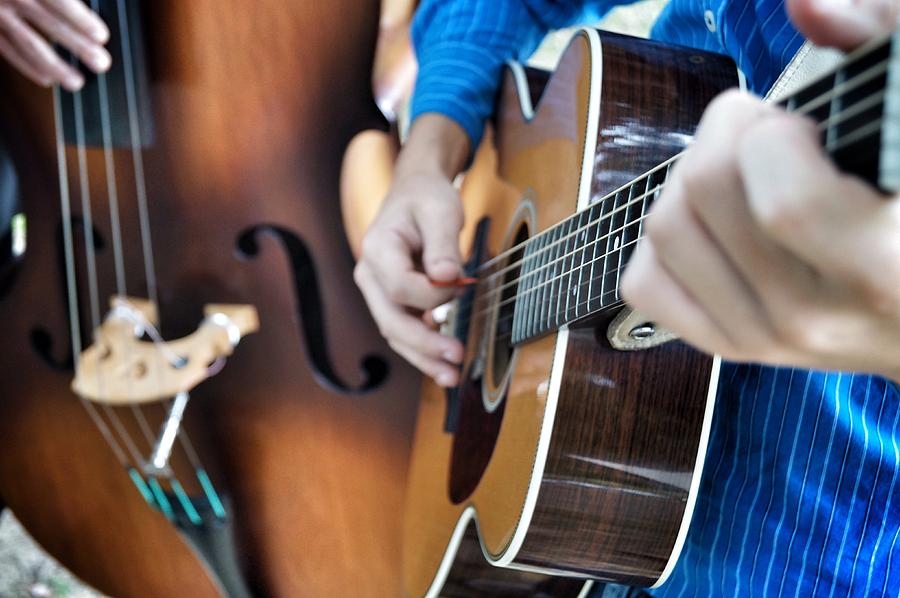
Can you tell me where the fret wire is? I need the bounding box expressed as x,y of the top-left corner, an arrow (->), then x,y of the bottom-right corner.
826,70 -> 845,147
533,227 -> 550,336
574,209 -> 590,318
602,189 -> 622,310
586,202 -> 602,313
826,116 -> 884,152
616,182 -> 636,301
547,224 -> 562,331
789,59 -> 887,117
560,217 -> 574,326
478,60 -> 890,276
541,224 -> 568,328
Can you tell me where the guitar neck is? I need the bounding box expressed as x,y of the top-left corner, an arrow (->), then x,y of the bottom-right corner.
509,30 -> 900,345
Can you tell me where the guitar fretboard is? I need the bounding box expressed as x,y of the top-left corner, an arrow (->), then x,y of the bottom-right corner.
508,31 -> 899,345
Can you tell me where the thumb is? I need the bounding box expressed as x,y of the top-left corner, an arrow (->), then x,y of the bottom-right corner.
787,0 -> 899,50
415,195 -> 464,282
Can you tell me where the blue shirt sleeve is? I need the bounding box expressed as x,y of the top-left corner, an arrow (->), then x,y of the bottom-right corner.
410,0 -> 547,152
410,0 -> 626,153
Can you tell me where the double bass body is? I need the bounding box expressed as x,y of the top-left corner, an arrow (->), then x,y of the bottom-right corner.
0,1 -> 418,596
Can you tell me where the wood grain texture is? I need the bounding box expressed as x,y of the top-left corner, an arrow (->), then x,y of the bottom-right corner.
439,523 -> 588,597
0,2 -> 419,596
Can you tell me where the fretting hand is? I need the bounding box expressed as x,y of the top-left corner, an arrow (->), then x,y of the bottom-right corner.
0,0 -> 110,90
621,0 -> 900,381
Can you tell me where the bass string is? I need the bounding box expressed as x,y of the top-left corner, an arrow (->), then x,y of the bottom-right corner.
113,0 -> 214,494
455,112 -> 887,334
475,54 -> 893,280
52,1 -> 213,507
115,0 -> 157,307
89,0 -> 157,452
52,85 -> 128,466
69,51 -> 148,467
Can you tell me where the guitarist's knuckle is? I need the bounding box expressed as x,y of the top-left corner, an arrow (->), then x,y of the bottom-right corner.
705,88 -> 753,124
775,308 -> 832,353
644,211 -> 674,247
359,231 -> 381,259
383,278 -> 409,304
753,188 -> 808,238
852,270 -> 900,316
678,165 -> 707,206
352,262 -> 366,287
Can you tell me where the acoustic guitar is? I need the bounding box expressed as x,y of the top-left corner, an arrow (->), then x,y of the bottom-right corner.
345,26 -> 897,597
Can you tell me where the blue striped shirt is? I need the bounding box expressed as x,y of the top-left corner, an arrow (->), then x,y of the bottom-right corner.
410,1 -> 900,596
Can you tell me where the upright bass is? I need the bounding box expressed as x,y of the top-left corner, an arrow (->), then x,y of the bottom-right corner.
0,1 -> 419,596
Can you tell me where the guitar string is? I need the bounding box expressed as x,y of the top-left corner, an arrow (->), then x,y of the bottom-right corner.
52,86 -> 128,464
455,114 -> 886,335
475,54 -> 893,278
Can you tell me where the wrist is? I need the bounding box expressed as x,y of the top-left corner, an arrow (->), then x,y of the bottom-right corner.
396,113 -> 471,180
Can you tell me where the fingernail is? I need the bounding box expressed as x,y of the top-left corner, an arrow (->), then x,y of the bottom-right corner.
64,73 -> 84,90
437,373 -> 455,387
91,49 -> 111,71
443,350 -> 457,362
91,25 -> 110,43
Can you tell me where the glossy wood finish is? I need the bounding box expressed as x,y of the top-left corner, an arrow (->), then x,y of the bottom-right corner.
401,30 -> 737,595
438,523 -> 587,597
0,2 -> 419,596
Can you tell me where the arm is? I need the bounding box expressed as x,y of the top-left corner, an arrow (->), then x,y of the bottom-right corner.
354,0 -> 550,386
0,0 -> 110,90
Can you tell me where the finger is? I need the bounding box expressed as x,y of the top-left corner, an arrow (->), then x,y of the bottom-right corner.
414,196 -> 463,282
388,339 -> 460,387
737,113 -> 868,270
0,7 -> 83,89
739,113 -> 900,309
43,0 -> 109,43
680,96 -> 819,313
355,264 -> 464,363
363,228 -> 456,309
621,238 -> 737,357
19,0 -> 110,72
0,30 -> 50,85
787,0 -> 898,50
640,178 -> 774,352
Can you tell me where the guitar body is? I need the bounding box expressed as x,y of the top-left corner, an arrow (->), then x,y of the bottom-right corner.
403,30 -> 739,596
